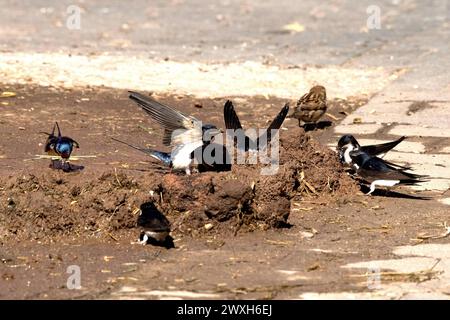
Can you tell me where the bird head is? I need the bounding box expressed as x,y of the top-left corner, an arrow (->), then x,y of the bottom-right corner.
337,135 -> 360,164
309,85 -> 327,101
202,124 -> 222,142
337,134 -> 360,149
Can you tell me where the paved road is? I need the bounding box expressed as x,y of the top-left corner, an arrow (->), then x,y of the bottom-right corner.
1,0 -> 446,65
1,0 -> 449,299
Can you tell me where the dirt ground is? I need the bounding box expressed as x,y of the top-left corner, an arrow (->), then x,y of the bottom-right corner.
0,84 -> 447,299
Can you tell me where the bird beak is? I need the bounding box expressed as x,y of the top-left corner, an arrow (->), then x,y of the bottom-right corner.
203,128 -> 222,142
210,128 -> 223,136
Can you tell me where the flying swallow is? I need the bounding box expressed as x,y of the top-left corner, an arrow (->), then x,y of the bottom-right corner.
223,100 -> 289,151
337,135 -> 408,169
347,149 -> 427,195
287,85 -> 327,127
137,202 -> 171,245
40,122 -> 79,171
128,91 -> 222,175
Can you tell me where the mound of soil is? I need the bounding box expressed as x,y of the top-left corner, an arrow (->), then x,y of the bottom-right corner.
0,130 -> 358,243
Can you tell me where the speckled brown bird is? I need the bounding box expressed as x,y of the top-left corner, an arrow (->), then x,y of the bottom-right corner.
288,85 -> 327,126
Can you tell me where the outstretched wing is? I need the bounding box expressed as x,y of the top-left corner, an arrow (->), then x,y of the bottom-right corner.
223,100 -> 250,151
358,155 -> 427,183
361,136 -> 406,157
223,100 -> 243,130
257,103 -> 289,149
129,91 -> 200,146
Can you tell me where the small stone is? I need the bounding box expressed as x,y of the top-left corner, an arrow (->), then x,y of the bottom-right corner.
204,223 -> 214,231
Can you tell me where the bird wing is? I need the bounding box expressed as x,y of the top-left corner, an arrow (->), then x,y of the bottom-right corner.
223,100 -> 250,151
170,127 -> 203,149
62,136 -> 79,148
361,136 -> 406,157
257,103 -> 289,149
223,100 -> 243,130
137,202 -> 171,231
129,91 -> 200,146
298,92 -> 326,111
265,103 -> 290,132
358,156 -> 426,182
380,158 -> 412,170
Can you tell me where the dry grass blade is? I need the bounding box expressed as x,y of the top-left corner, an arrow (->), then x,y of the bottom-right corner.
304,181 -> 318,195
114,167 -> 123,187
325,112 -> 340,121
32,155 -> 97,161
265,239 -> 292,246
107,232 -> 119,242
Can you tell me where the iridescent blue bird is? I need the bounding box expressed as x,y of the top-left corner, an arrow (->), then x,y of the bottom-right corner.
40,122 -> 79,171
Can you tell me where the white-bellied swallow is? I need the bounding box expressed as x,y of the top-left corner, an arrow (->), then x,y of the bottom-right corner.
128,91 -> 222,175
348,149 -> 427,195
337,134 -> 408,169
223,100 -> 289,151
287,85 -> 327,126
111,137 -> 231,173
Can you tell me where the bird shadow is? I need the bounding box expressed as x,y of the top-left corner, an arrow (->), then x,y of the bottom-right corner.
49,160 -> 84,172
145,235 -> 175,249
302,121 -> 333,132
359,185 -> 432,200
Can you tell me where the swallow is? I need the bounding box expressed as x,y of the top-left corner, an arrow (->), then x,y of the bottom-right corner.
337,135 -> 408,169
137,202 -> 171,245
223,100 -> 289,151
40,122 -> 79,170
287,85 -> 327,127
348,149 -> 427,195
111,137 -> 231,173
128,91 -> 222,175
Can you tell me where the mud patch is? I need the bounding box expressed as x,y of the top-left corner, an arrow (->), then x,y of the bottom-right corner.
0,131 -> 357,243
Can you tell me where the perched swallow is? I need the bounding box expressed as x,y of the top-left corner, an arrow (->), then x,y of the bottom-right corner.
137,202 -> 171,245
223,100 -> 289,151
288,85 -> 327,126
128,91 -> 222,175
348,149 -> 427,195
40,122 -> 79,170
337,135 -> 408,169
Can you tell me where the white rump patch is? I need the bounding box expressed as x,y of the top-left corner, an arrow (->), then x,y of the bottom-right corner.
367,179 -> 400,195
